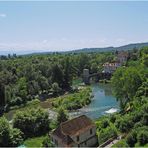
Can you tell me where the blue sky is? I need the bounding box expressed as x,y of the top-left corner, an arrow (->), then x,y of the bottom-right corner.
0,1 -> 148,54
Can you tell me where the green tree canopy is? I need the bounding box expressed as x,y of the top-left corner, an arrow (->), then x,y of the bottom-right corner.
13,107 -> 50,137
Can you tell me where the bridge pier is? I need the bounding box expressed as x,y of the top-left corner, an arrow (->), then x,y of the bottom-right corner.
83,69 -> 90,84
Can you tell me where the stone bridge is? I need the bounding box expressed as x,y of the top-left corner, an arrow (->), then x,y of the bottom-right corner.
83,69 -> 112,84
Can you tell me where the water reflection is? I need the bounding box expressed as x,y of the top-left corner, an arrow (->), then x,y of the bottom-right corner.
69,83 -> 119,120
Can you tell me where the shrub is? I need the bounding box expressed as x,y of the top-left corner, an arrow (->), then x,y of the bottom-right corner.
57,108 -> 68,125
126,130 -> 137,147
115,116 -> 133,133
9,128 -> 24,147
0,117 -> 23,147
98,127 -> 117,144
131,111 -> 143,123
141,113 -> 148,125
101,119 -> 109,128
113,139 -> 128,147
110,114 -> 117,123
137,130 -> 148,145
13,107 -> 50,138
134,122 -> 143,129
42,136 -> 54,147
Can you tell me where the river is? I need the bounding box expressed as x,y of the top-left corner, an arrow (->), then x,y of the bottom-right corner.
5,83 -> 119,121
69,83 -> 119,120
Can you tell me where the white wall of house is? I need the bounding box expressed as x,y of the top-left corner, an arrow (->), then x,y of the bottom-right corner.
83,135 -> 98,147
70,126 -> 97,146
51,126 -> 98,147
103,62 -> 121,73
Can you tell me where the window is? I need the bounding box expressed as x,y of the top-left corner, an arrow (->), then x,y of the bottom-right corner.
90,128 -> 92,135
55,139 -> 58,146
77,136 -> 79,141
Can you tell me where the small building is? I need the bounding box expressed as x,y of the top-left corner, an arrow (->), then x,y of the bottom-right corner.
50,115 -> 98,147
103,62 -> 121,73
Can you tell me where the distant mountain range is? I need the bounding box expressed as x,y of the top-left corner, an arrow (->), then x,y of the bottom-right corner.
1,42 -> 148,56
66,42 -> 148,53
27,42 -> 148,56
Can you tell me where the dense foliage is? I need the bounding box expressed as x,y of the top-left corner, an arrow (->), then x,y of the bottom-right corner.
112,47 -> 148,110
95,117 -> 118,144
0,117 -> 23,147
57,107 -> 68,124
95,47 -> 148,147
52,87 -> 92,110
13,107 -> 50,138
0,52 -> 114,114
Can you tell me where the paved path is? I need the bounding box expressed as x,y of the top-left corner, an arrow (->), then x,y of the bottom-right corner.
98,136 -> 122,148
48,109 -> 57,120
103,139 -> 119,148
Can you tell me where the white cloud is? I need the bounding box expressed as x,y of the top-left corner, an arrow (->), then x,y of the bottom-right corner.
0,13 -> 7,18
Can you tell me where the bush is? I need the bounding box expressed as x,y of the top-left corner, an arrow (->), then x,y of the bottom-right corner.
13,107 -> 50,138
141,113 -> 148,125
98,127 -> 117,144
110,114 -> 117,123
42,136 -> 54,147
115,116 -> 133,133
131,111 -> 143,123
134,122 -> 143,129
101,119 -> 109,128
126,130 -> 137,147
137,130 -> 148,145
0,117 -> 23,147
52,87 -> 92,110
57,108 -> 68,125
113,139 -> 128,147
9,128 -> 24,147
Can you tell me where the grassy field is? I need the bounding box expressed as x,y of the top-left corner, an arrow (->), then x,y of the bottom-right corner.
23,135 -> 46,147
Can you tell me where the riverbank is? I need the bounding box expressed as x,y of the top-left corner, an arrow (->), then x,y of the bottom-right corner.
52,87 -> 92,111
4,86 -> 92,121
69,83 -> 119,120
4,82 -> 119,122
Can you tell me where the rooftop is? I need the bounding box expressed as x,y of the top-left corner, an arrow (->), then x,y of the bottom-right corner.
52,115 -> 95,145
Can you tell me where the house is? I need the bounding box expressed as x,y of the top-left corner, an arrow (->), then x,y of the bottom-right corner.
102,51 -> 128,74
116,51 -> 129,64
50,115 -> 98,147
103,62 -> 121,73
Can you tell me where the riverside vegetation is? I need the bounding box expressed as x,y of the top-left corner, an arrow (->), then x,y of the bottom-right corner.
52,87 -> 92,110
0,52 -> 115,114
95,47 -> 148,147
0,47 -> 147,147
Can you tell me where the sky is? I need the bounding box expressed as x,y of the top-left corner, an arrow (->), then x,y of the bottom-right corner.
0,1 -> 148,54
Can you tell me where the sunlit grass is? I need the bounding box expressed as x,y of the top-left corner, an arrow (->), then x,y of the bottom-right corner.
23,135 -> 46,147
